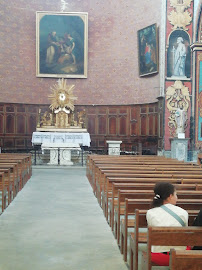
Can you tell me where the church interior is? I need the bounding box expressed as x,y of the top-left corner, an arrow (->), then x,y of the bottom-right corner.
0,0 -> 202,269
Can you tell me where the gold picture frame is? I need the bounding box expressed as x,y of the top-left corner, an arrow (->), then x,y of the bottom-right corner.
36,11 -> 88,78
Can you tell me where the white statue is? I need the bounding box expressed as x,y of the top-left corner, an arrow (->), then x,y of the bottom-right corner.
175,107 -> 187,136
173,37 -> 186,77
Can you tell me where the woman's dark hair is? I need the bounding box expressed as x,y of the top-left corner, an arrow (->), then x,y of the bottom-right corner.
151,182 -> 175,208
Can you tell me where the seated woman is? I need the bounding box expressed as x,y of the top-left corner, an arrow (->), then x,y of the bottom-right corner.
192,209 -> 202,250
146,182 -> 188,266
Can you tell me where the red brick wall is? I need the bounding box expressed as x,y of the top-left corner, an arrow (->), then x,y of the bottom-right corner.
0,0 -> 161,105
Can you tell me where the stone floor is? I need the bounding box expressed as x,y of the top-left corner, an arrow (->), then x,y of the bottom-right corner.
0,167 -> 128,270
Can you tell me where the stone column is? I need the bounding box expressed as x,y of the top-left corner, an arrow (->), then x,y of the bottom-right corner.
49,148 -> 58,165
60,148 -> 73,165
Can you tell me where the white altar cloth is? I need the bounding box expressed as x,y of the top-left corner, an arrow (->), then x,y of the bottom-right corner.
32,132 -> 91,147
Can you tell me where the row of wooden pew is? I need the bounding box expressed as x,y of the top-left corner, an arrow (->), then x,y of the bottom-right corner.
0,153 -> 32,213
86,155 -> 202,270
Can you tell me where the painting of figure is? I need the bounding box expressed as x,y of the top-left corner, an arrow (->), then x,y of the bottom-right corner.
167,30 -> 191,78
36,12 -> 88,78
137,24 -> 158,77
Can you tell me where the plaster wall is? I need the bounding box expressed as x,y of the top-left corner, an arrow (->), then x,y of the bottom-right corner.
0,0 -> 161,105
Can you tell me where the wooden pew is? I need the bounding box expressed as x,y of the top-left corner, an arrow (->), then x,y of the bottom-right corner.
87,154 -> 198,185
87,155 -> 168,185
0,168 -> 12,205
197,153 -> 202,167
0,159 -> 25,189
105,178 -> 183,225
196,184 -> 202,190
0,158 -> 24,186
141,227 -> 202,270
0,162 -> 21,193
114,198 -> 152,243
109,182 -> 197,228
0,163 -> 19,197
0,153 -> 32,187
119,192 -> 202,262
97,171 -> 202,206
0,163 -> 20,196
92,159 -> 199,192
93,159 -> 193,194
0,172 -> 7,212
129,209 -> 199,270
169,249 -> 202,270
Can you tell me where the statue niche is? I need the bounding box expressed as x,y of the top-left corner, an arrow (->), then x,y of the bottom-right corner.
36,78 -> 86,131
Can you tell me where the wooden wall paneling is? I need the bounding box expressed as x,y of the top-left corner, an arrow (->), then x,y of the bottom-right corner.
108,116 -> 117,135
108,107 -> 117,114
130,105 -> 141,136
140,105 -> 147,136
16,114 -> 26,134
130,122 -> 137,136
87,115 -> 96,135
141,115 -> 147,136
6,114 -> 15,134
6,105 -> 14,113
98,139 -> 105,147
0,114 -> 4,133
4,138 -> 15,148
0,102 -> 159,151
17,106 -> 25,113
148,114 -> 154,135
87,107 -> 96,114
98,115 -> 107,135
155,114 -> 158,136
0,138 -> 3,148
15,137 -> 26,147
98,107 -> 107,114
119,115 -> 127,135
27,105 -> 38,114
157,97 -> 164,149
118,107 -> 128,136
27,114 -> 37,134
89,136 -> 97,147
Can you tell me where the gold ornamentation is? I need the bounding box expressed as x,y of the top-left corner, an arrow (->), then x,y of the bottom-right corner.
170,0 -> 192,12
166,80 -> 190,136
37,78 -> 87,129
168,0 -> 192,30
77,109 -> 86,128
49,78 -> 77,112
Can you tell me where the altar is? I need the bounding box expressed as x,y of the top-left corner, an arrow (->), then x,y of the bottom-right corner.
32,132 -> 91,146
32,78 -> 91,165
32,132 -> 91,165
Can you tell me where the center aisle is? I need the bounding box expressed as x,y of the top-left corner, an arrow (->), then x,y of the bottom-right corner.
0,167 -> 128,270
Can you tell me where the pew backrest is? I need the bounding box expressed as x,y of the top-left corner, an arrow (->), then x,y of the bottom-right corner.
146,227 -> 202,270
169,249 -> 202,270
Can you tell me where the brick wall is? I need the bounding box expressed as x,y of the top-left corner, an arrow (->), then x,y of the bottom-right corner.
0,0 -> 161,105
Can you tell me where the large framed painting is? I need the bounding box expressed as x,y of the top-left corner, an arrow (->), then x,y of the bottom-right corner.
36,11 -> 88,78
137,23 -> 158,77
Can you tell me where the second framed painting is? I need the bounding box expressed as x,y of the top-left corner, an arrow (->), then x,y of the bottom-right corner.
36,11 -> 88,78
137,23 -> 158,77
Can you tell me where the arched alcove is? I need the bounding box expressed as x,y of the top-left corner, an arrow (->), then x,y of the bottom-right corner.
167,30 -> 191,78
